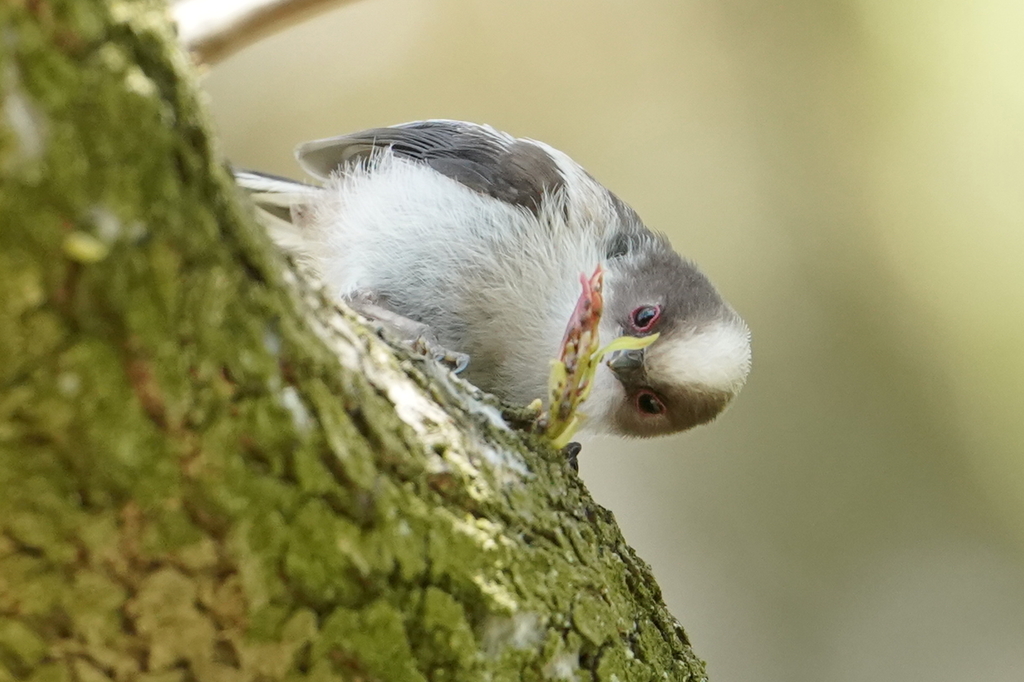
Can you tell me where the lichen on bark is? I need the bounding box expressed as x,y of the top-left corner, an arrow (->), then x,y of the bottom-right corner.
0,2 -> 709,680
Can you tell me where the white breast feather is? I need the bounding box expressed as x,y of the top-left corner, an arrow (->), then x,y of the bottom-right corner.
299,150 -> 620,408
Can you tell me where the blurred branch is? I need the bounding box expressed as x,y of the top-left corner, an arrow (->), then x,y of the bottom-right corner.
172,0 -> 361,65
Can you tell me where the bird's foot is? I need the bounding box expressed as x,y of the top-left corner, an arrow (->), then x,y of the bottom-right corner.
347,291 -> 470,374
561,441 -> 582,472
411,335 -> 470,374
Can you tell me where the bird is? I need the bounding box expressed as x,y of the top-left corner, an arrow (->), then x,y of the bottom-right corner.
235,120 -> 751,438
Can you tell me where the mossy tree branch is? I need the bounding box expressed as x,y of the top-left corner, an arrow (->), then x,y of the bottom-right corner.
0,2 -> 708,680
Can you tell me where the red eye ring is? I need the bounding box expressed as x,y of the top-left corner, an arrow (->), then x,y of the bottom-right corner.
635,390 -> 665,416
630,305 -> 661,332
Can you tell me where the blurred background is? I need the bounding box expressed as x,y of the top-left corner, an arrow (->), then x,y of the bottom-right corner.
199,1 -> 1024,679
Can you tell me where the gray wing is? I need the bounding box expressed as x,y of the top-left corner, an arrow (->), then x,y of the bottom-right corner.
295,120 -> 566,215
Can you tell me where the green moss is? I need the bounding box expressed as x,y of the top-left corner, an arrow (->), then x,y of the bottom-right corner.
283,499 -> 376,608
65,571 -> 128,646
0,1 -> 707,680
414,587 -> 479,679
594,646 -> 654,682
572,590 -> 619,647
25,664 -> 71,682
316,600 -> 426,682
0,619 -> 48,675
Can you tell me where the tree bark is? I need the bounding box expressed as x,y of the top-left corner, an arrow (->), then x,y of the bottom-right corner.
0,2 -> 708,680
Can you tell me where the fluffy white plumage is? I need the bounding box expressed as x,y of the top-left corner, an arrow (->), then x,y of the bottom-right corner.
291,149 -> 621,406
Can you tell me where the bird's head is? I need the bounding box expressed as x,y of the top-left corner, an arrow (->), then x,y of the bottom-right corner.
587,232 -> 751,438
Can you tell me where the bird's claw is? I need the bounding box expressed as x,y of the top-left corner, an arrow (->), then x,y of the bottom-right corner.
436,348 -> 470,374
561,441 -> 582,472
413,335 -> 470,374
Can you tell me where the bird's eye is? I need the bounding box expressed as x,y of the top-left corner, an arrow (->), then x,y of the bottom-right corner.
635,390 -> 666,416
631,305 -> 661,332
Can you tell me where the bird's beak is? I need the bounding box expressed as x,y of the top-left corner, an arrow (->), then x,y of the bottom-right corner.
606,348 -> 645,380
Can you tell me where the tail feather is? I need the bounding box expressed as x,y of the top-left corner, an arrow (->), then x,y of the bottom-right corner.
234,169 -> 320,253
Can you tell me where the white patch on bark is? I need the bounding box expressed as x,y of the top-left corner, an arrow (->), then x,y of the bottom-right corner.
279,386 -> 312,433
482,612 -> 544,657
2,63 -> 46,166
543,650 -> 580,681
